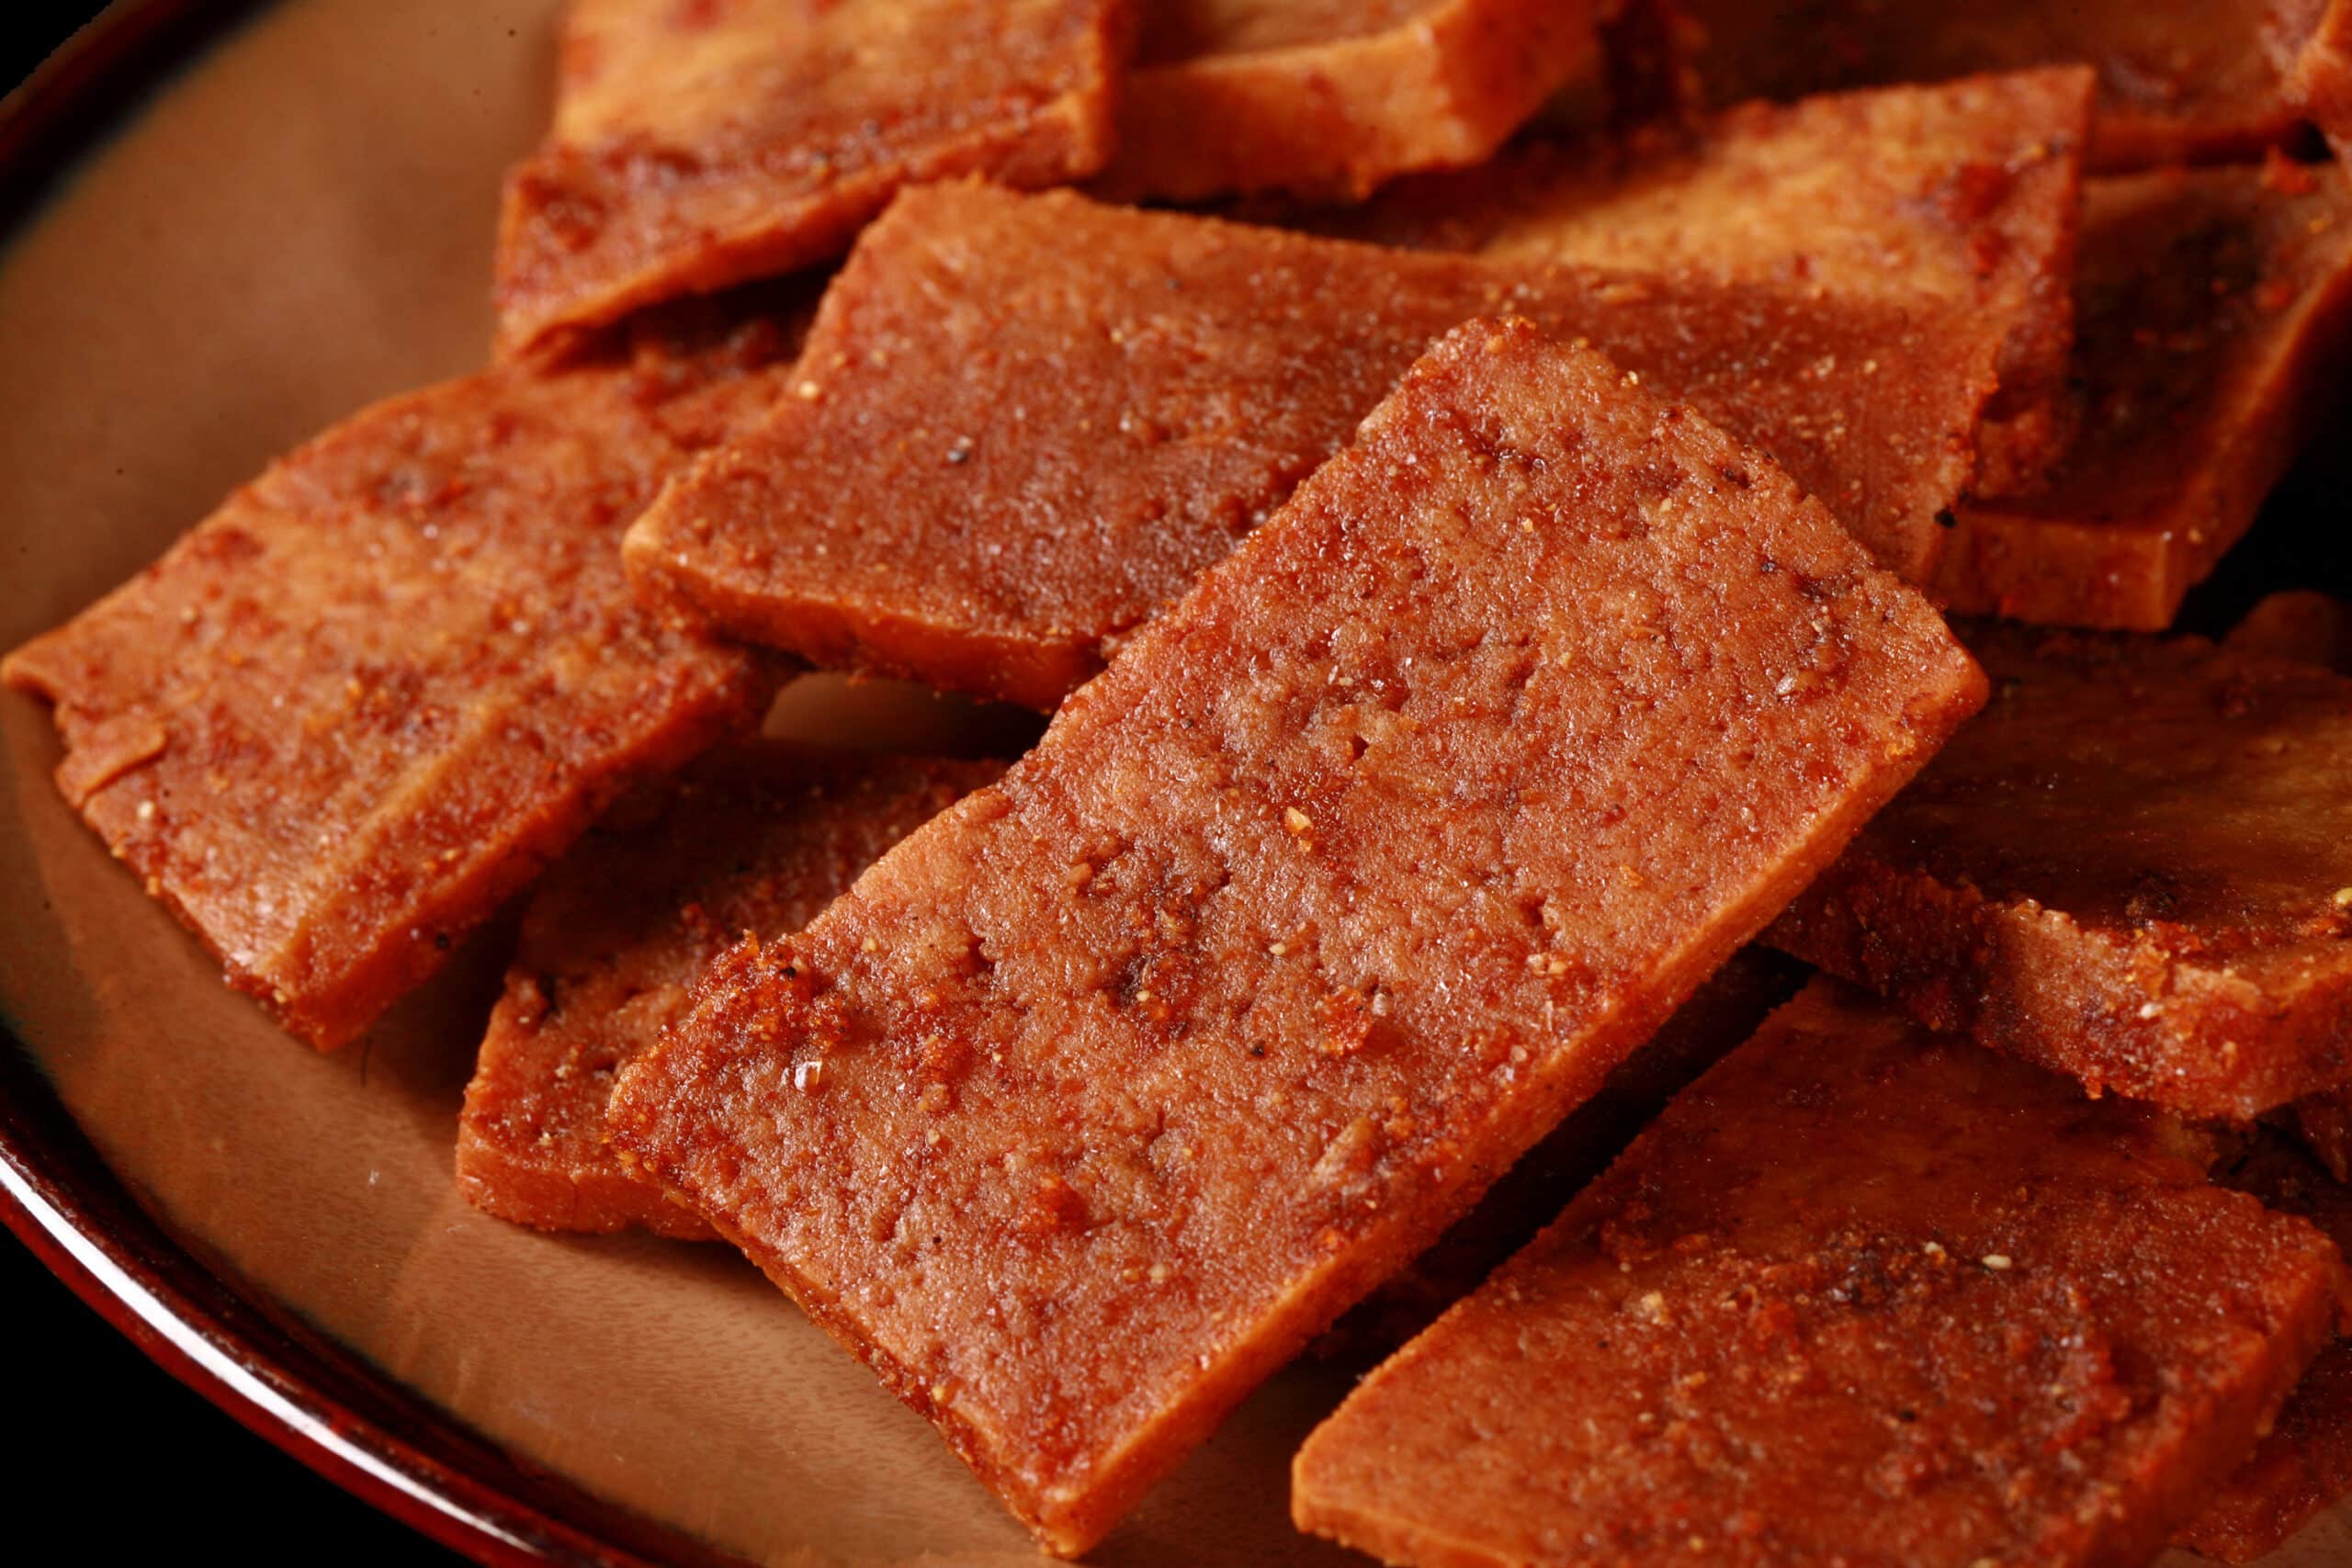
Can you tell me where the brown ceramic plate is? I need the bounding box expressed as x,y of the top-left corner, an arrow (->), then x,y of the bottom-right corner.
2,5 -> 2348,1565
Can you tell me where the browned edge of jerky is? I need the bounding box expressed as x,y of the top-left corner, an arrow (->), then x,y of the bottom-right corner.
629,538 -> 1097,717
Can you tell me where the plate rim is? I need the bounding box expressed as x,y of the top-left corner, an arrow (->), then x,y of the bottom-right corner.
0,6 -> 752,1563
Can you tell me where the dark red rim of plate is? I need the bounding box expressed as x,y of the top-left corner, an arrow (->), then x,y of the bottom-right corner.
0,7 -> 752,1565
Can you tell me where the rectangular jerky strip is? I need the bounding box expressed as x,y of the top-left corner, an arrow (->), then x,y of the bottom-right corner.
1309,68 -> 2094,498
1936,162 -> 2352,629
1664,0 -> 2304,173
1770,622 -> 2352,1120
458,744 -> 1004,1237
627,181 -> 2009,709
2181,1131 -> 2352,1563
1,305 -> 802,1050
1293,979 -> 2346,1568
1092,0 -> 1600,203
492,0 -> 1133,357
607,319 -> 1986,1553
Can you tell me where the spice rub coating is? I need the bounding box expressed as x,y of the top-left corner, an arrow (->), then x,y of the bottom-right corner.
1329,948 -> 1807,1355
628,182 -> 2007,709
458,746 -> 1003,1238
1093,0 -> 1599,203
2181,1132 -> 2352,1562
1770,624 -> 2352,1120
608,320 -> 1986,1554
1666,0 -> 2303,173
2,307 -> 801,1050
1937,163 -> 2352,630
492,0 -> 1133,357
1316,69 -> 2092,498
1293,980 -> 2347,1568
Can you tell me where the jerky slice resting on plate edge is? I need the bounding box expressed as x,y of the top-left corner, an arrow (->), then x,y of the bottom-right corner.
457,744 -> 1005,1238
607,319 -> 1986,1555
626,180 -> 2008,709
1,309 -> 801,1050
492,0 -> 1135,358
1292,979 -> 2348,1568
1769,623 -> 2352,1121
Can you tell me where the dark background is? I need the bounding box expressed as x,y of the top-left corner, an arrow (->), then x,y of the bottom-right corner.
4,5 -> 461,1562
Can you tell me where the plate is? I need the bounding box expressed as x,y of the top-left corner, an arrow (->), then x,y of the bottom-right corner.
0,5 -> 2346,1564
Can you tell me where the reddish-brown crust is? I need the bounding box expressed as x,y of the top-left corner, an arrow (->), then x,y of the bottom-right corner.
1668,0 -> 2305,173
2230,589 -> 2352,671
1935,162 -> 2352,629
627,182 -> 2008,708
492,0 -> 1134,359
1293,980 -> 2348,1568
1091,0 -> 1600,202
608,321 -> 1985,1555
1,304 -> 804,1050
1770,624 -> 2352,1120
1309,69 -> 2093,499
456,746 -> 1004,1238
1326,948 -> 1808,1355
2180,1132 -> 2352,1562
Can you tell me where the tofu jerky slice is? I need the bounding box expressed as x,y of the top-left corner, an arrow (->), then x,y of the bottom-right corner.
1937,162 -> 2352,629
1770,624 -> 2352,1121
627,182 -> 2007,709
607,320 -> 1987,1555
1318,69 -> 2093,498
1093,0 -> 1601,202
1293,980 -> 2347,1568
2,312 -> 799,1050
2180,1132 -> 2352,1563
1666,0 -> 2304,174
492,0 -> 1134,357
458,746 -> 1004,1238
